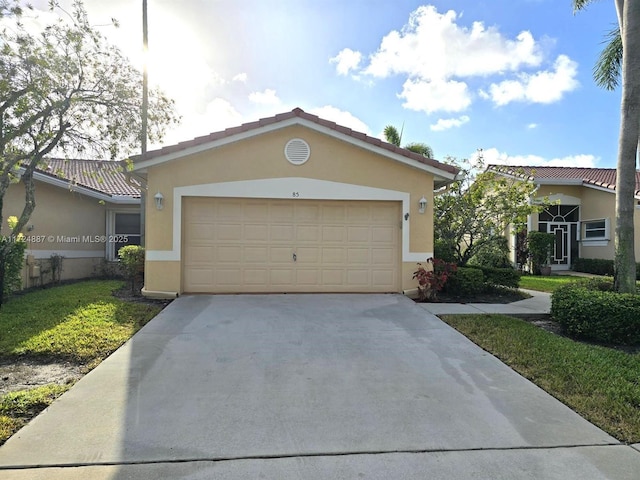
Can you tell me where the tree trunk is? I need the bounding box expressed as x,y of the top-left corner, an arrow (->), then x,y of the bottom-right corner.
614,0 -> 640,293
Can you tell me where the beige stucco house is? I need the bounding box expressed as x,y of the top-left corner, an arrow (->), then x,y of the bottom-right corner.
1,159 -> 140,287
491,165 -> 640,271
132,108 -> 459,297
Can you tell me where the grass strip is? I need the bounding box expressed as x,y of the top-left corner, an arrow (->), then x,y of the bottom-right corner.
441,314 -> 640,443
0,280 -> 161,362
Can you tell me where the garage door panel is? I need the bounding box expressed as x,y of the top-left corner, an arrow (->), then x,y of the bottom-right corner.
296,247 -> 319,263
372,226 -> 395,243
322,226 -> 345,242
243,269 -> 269,285
271,269 -> 295,285
242,246 -> 267,262
296,225 -> 320,242
348,226 -> 370,242
216,245 -> 242,262
244,224 -> 269,241
183,198 -> 400,293
269,246 -> 293,263
216,224 -> 242,241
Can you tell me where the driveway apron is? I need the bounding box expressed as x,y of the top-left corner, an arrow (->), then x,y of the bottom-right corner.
1,294 -> 639,479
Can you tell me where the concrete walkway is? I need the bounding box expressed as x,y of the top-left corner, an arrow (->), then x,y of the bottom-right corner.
419,288 -> 551,316
0,294 -> 638,479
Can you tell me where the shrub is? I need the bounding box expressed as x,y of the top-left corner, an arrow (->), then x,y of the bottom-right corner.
468,237 -> 512,268
118,245 -> 145,293
413,258 -> 457,301
527,231 -> 555,274
446,267 -> 485,296
434,239 -> 457,264
552,279 -> 640,345
572,258 -> 640,279
1,237 -> 27,301
476,266 -> 520,289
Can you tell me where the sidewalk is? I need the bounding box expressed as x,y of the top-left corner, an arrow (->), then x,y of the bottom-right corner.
418,289 -> 550,316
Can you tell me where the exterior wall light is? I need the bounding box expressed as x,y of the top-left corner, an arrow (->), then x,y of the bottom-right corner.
418,196 -> 427,214
154,191 -> 164,210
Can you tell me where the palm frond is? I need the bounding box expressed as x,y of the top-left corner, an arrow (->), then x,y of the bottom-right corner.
593,26 -> 622,90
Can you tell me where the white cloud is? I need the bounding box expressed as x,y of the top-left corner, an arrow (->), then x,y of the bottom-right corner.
430,115 -> 470,131
309,106 -> 371,134
399,78 -> 471,114
248,88 -> 281,105
485,55 -> 579,106
160,98 -> 243,146
330,48 -> 362,76
475,147 -> 598,168
363,6 -> 542,80
527,123 -> 539,129
232,72 -> 248,83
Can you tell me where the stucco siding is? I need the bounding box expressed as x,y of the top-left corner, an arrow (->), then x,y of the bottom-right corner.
143,125 -> 436,294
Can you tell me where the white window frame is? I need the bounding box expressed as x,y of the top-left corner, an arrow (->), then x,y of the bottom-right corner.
106,211 -> 141,260
578,218 -> 610,246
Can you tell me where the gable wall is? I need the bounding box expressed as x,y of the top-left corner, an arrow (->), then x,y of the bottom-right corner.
143,125 -> 437,294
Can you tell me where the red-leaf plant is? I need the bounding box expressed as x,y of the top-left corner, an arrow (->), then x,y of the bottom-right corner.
412,258 -> 458,301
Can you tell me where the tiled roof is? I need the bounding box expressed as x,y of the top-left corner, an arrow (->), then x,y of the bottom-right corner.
134,107 -> 459,177
36,158 -> 140,198
489,165 -> 640,196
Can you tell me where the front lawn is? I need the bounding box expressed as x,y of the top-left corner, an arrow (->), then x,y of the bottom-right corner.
518,275 -> 582,292
441,314 -> 640,443
0,280 -> 163,445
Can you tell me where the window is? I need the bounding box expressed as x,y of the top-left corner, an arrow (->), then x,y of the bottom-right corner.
107,212 -> 141,260
584,220 -> 606,239
580,218 -> 609,244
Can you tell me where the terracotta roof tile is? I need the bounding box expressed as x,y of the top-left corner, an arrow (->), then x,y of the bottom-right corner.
36,158 -> 140,198
489,165 -> 640,196
134,108 -> 459,176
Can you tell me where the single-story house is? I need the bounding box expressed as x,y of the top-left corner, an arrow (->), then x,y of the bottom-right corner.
131,107 -> 459,297
490,165 -> 640,271
1,158 -> 141,287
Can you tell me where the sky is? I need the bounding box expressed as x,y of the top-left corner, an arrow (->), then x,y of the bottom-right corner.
28,0 -> 622,168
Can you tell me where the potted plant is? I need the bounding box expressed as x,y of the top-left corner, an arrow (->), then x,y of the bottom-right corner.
527,231 -> 555,276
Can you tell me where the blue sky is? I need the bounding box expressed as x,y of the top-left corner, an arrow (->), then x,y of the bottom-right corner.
32,0 -> 621,168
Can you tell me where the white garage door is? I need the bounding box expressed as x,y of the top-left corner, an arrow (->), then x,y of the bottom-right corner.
183,198 -> 401,293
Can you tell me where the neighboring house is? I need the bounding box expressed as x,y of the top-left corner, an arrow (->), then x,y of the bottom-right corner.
131,107 -> 459,297
490,165 -> 640,271
1,158 -> 141,287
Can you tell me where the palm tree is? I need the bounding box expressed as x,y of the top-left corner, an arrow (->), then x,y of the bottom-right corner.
574,0 -> 639,293
383,125 -> 435,158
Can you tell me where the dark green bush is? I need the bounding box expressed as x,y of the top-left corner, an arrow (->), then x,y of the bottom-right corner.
476,266 -> 520,289
118,245 -> 145,293
468,237 -> 512,268
572,257 -> 640,280
434,239 -> 457,264
446,267 -> 485,296
572,258 -> 614,276
552,279 -> 640,345
1,238 -> 27,301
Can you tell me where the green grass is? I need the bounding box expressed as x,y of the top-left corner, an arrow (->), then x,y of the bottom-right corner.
441,314 -> 640,443
0,280 -> 161,362
0,384 -> 72,443
518,275 -> 583,292
0,280 -> 162,445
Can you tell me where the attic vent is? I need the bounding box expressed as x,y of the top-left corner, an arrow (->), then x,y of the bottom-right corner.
284,138 -> 310,165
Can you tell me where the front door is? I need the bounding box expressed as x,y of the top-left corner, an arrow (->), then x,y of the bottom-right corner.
548,223 -> 571,269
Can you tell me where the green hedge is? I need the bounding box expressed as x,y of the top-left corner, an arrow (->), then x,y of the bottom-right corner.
573,258 -> 640,279
446,267 -> 485,296
552,279 -> 640,345
475,266 -> 520,289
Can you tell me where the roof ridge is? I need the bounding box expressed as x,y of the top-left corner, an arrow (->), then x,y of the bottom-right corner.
134,107 -> 459,177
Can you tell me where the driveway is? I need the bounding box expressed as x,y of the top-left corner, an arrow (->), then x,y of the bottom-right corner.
0,294 -> 639,479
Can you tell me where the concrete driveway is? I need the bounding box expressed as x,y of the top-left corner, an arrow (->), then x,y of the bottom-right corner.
1,294 -> 639,479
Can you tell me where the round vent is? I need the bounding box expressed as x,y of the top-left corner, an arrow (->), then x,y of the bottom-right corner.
284,138 -> 310,165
